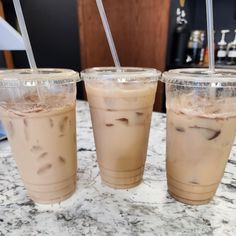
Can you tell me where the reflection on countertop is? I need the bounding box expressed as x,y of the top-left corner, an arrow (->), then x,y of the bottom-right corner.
0,101 -> 236,236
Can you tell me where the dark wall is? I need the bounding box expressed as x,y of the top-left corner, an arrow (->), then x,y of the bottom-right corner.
4,0 -> 81,70
21,0 -> 81,70
3,0 -> 83,98
192,0 -> 236,43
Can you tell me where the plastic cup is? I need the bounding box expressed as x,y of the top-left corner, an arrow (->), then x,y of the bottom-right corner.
0,120 -> 6,140
81,67 -> 160,188
0,120 -> 5,135
0,69 -> 80,204
162,68 -> 236,205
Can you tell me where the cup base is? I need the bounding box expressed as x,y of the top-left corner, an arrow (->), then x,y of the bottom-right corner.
100,166 -> 144,189
167,175 -> 217,205
168,190 -> 212,205
24,175 -> 77,204
101,178 -> 142,189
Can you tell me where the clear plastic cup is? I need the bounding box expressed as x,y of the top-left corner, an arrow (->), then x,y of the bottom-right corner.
0,120 -> 6,140
162,68 -> 236,205
0,68 -> 80,204
81,67 -> 160,188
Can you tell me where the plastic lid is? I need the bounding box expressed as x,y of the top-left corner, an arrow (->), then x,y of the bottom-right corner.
81,67 -> 161,82
162,68 -> 236,86
0,68 -> 80,87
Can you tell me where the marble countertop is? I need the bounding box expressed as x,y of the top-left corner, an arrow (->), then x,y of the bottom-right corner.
0,100 -> 236,236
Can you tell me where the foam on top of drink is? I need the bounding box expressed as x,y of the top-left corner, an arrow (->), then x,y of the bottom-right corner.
0,92 -> 75,117
85,80 -> 156,96
85,81 -> 157,110
163,68 -> 236,118
167,92 -> 236,118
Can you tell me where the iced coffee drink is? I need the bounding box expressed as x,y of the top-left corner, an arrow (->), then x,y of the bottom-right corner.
0,69 -> 79,204
163,69 -> 236,204
82,67 -> 160,188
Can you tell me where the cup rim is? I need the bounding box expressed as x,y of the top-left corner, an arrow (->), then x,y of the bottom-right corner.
162,68 -> 236,85
81,67 -> 161,82
0,68 -> 80,83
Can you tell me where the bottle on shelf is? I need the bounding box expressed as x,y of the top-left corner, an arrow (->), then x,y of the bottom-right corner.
203,31 -> 216,67
226,30 -> 236,65
172,5 -> 190,67
216,29 -> 230,65
199,31 -> 206,65
203,46 -> 209,66
185,30 -> 203,65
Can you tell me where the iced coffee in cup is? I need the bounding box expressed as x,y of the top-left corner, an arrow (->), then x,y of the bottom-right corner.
162,68 -> 236,205
0,69 -> 80,204
81,67 -> 160,188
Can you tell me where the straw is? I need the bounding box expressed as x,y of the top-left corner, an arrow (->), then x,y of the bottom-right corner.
96,0 -> 121,68
205,0 -> 215,73
12,0 -> 41,102
13,0 -> 37,69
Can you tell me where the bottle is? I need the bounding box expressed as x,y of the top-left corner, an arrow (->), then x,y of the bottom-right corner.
186,30 -> 202,65
226,30 -> 236,65
199,31 -> 206,65
216,30 -> 230,64
203,31 -> 216,66
203,46 -> 209,66
172,7 -> 190,67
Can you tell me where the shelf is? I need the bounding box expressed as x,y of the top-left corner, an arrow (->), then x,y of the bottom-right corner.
169,64 -> 236,70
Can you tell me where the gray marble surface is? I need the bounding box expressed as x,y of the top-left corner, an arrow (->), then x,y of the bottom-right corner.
0,100 -> 236,236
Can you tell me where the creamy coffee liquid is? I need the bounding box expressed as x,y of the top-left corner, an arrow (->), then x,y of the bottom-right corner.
0,103 -> 77,204
166,95 -> 236,204
86,81 -> 157,188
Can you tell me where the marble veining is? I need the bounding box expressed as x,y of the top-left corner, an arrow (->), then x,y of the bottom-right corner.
0,101 -> 236,236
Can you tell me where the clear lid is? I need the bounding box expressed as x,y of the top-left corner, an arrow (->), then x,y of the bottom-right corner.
162,68 -> 236,87
81,67 -> 161,83
0,68 -> 80,87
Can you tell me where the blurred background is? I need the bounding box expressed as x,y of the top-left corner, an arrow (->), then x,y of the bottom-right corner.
1,0 -> 236,112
